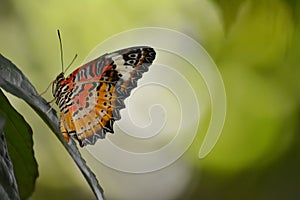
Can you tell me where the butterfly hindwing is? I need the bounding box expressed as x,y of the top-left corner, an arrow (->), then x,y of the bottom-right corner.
54,46 -> 156,146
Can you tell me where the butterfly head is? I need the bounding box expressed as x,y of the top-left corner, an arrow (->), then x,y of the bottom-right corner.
52,72 -> 65,98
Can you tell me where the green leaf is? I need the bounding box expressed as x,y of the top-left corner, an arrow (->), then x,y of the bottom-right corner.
285,0 -> 300,24
213,0 -> 246,33
0,114 -> 20,200
0,54 -> 104,199
0,91 -> 36,199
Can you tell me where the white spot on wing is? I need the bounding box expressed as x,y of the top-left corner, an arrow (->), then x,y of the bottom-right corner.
112,55 -> 125,65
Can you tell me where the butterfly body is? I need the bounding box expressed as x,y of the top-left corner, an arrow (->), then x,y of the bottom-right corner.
52,46 -> 156,146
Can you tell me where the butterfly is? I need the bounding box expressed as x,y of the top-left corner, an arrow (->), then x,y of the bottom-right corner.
52,45 -> 156,147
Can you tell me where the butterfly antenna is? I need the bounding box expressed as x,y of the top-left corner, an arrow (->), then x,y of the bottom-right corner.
37,81 -> 54,96
57,29 -> 64,73
64,54 -> 78,74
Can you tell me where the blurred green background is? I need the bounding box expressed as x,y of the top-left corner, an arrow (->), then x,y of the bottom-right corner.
1,0 -> 300,199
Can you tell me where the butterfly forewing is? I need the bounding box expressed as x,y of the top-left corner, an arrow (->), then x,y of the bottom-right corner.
54,46 -> 156,146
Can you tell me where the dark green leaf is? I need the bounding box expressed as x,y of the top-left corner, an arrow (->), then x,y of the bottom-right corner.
285,0 -> 300,24
0,92 -> 36,199
0,54 -> 104,199
0,115 -> 20,200
213,0 -> 246,33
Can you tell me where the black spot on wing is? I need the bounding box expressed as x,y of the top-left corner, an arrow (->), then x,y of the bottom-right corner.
112,47 -> 156,121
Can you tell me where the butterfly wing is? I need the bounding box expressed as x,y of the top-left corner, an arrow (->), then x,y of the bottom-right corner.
60,46 -> 156,146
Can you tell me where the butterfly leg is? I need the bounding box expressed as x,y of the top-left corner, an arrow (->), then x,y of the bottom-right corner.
33,81 -> 54,97
45,99 -> 56,114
